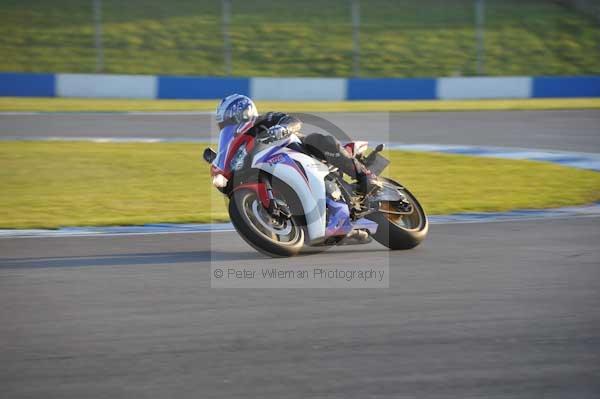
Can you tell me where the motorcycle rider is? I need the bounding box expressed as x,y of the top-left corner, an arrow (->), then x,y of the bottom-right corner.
216,93 -> 381,196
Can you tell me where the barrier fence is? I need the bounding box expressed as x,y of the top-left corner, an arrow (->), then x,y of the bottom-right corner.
2,0 -> 599,79
1,73 -> 599,100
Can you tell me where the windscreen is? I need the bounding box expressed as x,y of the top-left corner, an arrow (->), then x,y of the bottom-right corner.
213,125 -> 237,171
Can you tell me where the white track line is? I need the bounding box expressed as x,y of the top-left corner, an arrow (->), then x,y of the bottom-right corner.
2,204 -> 600,239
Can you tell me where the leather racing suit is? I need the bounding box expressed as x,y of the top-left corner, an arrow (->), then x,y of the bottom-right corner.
247,112 -> 378,195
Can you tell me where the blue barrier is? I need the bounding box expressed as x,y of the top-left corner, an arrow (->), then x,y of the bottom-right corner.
157,76 -> 249,99
347,78 -> 436,100
532,76 -> 600,98
0,72 -> 55,97
2,73 -> 600,100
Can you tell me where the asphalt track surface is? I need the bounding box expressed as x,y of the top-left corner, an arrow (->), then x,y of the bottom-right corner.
2,218 -> 599,398
1,110 -> 600,152
1,110 -> 600,398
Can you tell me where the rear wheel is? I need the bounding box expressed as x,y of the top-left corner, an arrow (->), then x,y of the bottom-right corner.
367,180 -> 428,250
229,189 -> 305,257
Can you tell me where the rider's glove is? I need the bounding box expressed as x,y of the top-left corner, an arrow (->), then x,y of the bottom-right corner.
260,125 -> 288,143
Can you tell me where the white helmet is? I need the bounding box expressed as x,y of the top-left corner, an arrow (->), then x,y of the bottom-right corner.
216,94 -> 258,131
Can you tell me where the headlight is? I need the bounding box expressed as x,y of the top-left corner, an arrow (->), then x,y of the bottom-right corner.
230,144 -> 247,171
212,174 -> 229,188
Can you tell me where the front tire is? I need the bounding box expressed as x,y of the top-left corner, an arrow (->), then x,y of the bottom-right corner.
367,182 -> 428,250
229,189 -> 305,257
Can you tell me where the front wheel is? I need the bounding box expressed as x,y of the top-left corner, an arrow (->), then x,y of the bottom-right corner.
367,180 -> 428,250
229,189 -> 305,257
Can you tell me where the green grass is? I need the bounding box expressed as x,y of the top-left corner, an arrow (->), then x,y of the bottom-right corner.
1,141 -> 600,229
2,97 -> 600,113
1,0 -> 599,77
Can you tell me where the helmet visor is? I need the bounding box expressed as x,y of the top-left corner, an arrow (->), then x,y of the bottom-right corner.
217,101 -> 258,130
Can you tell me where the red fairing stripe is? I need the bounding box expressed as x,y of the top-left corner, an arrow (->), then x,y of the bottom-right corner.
233,183 -> 270,209
245,135 -> 255,153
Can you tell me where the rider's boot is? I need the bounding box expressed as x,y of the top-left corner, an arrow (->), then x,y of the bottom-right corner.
303,133 -> 382,198
334,146 -> 383,198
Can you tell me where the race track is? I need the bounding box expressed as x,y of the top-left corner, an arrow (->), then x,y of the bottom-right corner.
2,110 -> 600,152
1,111 -> 600,398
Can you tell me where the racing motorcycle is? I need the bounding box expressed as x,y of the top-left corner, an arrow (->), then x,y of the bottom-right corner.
203,126 -> 428,257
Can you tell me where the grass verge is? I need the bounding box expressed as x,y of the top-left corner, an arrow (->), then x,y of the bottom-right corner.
1,0 -> 599,77
1,97 -> 600,113
1,141 -> 599,229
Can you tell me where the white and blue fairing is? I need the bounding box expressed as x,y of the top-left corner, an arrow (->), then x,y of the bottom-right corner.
240,134 -> 379,243
251,134 -> 331,242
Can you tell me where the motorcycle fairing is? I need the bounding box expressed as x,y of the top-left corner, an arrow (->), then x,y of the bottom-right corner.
325,198 -> 353,237
213,125 -> 238,173
212,124 -> 255,179
251,134 -> 330,242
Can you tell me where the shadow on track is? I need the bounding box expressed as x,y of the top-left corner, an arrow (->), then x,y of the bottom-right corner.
0,245 -> 398,269
0,250 -> 266,269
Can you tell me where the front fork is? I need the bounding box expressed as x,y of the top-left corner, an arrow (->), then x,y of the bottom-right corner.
262,175 -> 291,219
232,175 -> 291,220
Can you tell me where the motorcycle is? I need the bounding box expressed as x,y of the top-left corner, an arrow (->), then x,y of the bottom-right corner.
203,126 -> 428,257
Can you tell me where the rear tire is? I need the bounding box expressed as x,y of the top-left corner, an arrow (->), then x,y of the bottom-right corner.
229,189 -> 305,257
367,182 -> 428,250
